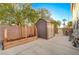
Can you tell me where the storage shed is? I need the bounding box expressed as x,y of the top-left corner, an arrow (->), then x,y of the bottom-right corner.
36,19 -> 55,39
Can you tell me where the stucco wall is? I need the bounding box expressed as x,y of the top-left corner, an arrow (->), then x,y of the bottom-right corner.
72,3 -> 79,24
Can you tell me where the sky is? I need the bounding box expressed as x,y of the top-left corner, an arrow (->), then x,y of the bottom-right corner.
32,3 -> 72,27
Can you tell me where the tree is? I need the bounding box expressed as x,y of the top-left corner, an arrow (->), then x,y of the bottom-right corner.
62,19 -> 67,35
51,20 -> 61,27
14,3 -> 39,26
26,9 -> 39,25
0,3 -> 39,26
51,19 -> 61,34
67,21 -> 72,28
0,3 -> 15,25
37,8 -> 51,19
63,19 -> 67,28
12,3 -> 32,26
56,20 -> 61,27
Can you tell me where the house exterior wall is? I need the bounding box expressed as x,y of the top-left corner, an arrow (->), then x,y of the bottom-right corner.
71,3 -> 79,38
71,3 -> 79,24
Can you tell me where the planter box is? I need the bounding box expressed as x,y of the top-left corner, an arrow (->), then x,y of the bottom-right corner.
3,36 -> 37,49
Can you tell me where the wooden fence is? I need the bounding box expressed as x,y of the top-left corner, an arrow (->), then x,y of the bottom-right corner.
0,25 -> 37,50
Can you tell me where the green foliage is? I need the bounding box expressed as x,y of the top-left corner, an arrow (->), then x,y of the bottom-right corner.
67,21 -> 72,28
63,19 -> 67,22
31,9 -> 39,24
11,4 -> 33,26
0,3 -> 39,26
26,9 -> 39,25
37,8 -> 51,19
0,4 -> 15,25
56,20 -> 61,26
52,20 -> 61,27
62,19 -> 67,27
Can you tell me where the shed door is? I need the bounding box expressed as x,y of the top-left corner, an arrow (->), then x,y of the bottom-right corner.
36,20 -> 47,39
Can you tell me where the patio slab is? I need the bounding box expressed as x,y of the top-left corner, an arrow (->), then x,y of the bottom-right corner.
0,34 -> 79,55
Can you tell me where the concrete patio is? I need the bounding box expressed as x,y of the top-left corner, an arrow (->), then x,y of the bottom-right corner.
0,34 -> 79,55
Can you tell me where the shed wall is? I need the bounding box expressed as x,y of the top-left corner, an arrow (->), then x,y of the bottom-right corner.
36,19 -> 55,39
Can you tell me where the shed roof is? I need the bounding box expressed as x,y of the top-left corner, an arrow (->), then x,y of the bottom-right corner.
39,19 -> 54,23
35,18 -> 55,25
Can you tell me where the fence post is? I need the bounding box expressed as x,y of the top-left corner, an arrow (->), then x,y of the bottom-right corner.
2,28 -> 8,50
